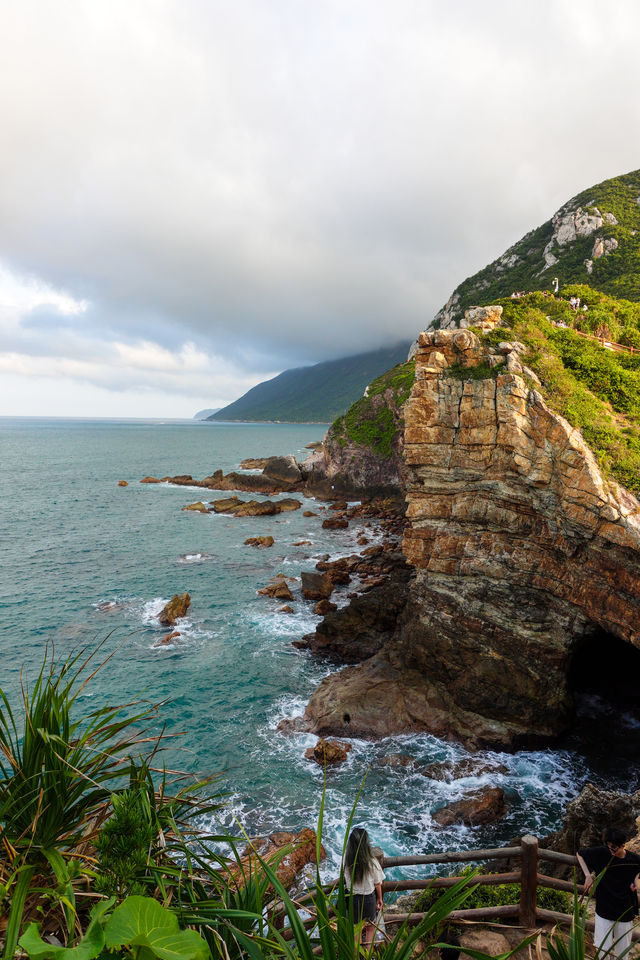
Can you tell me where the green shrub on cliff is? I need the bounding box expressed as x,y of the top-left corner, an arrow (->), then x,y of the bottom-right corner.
416,865 -> 571,914
329,360 -> 415,458
477,291 -> 640,495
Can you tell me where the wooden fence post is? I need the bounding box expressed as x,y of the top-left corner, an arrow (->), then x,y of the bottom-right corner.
519,835 -> 538,928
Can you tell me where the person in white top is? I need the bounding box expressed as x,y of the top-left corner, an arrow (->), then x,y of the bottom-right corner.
342,827 -> 385,948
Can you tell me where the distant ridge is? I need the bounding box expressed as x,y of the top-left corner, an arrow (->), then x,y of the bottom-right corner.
193,408 -> 221,420
433,168 -> 640,328
208,343 -> 411,423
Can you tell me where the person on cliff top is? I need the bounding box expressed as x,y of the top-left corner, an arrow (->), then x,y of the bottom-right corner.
577,827 -> 640,958
342,827 -> 384,949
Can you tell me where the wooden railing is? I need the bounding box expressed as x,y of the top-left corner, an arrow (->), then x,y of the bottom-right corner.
279,835 -> 640,941
549,320 -> 636,354
381,835 -> 640,941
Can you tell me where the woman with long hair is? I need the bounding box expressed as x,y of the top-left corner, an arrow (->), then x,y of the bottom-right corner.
343,827 -> 385,948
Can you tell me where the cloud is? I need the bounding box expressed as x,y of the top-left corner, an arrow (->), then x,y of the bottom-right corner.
1,0 -> 640,414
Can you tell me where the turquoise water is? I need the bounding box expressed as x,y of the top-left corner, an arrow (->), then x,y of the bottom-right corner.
0,418 -> 634,877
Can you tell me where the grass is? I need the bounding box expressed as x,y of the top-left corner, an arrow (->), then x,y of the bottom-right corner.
329,361 -> 415,458
474,291 -> 640,495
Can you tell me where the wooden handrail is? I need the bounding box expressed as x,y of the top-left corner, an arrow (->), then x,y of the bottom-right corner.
383,872 -> 521,892
538,848 -> 578,866
383,846 -> 520,868
275,837 -> 594,934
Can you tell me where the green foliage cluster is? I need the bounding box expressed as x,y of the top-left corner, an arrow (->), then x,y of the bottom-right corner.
415,866 -> 571,913
209,342 -> 411,423
437,168 -> 640,324
94,787 -> 155,898
329,361 -> 415,459
480,291 -> 640,494
446,360 -> 504,381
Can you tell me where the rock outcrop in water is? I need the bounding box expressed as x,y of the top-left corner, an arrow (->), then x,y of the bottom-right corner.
302,327 -> 640,749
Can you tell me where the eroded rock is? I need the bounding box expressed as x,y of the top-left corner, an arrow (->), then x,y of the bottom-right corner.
158,592 -> 191,625
432,787 -> 506,827
244,536 -> 275,548
304,738 -> 352,766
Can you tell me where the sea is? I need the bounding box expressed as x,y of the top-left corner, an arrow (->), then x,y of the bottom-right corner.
1,417 -> 639,880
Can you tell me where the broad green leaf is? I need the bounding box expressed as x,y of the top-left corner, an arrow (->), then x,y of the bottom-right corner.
104,897 -> 207,960
19,921 -> 104,960
104,897 -> 178,947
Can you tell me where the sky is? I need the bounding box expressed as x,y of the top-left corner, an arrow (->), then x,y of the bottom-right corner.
1,1 -> 640,417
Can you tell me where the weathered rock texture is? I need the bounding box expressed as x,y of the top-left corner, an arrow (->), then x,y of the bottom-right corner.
304,326 -> 640,749
158,592 -> 191,625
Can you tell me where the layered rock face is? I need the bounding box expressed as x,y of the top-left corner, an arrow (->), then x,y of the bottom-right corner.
304,326 -> 640,749
400,328 -> 640,745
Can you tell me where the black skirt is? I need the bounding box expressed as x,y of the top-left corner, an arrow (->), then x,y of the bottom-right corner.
346,892 -> 377,922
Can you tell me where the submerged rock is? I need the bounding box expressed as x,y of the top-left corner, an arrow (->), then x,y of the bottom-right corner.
322,516 -> 349,529
244,536 -> 275,548
158,592 -> 191,625
421,758 -> 509,781
118,480 -> 128,487
432,787 -> 506,827
304,738 -> 352,766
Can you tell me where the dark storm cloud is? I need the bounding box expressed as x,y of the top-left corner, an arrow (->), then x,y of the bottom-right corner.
1,0 -> 640,414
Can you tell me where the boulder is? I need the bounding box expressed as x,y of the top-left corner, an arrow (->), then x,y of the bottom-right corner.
211,496 -> 243,513
244,536 -> 275,548
458,930 -> 511,959
262,455 -> 302,486
422,758 -> 509,782
314,599 -> 337,615
239,457 -> 271,469
278,498 -> 302,512
293,540 -> 312,546
303,510 -> 317,517
432,787 -> 506,827
161,475 -> 194,486
140,476 -> 162,483
551,783 -> 640,852
181,501 -> 210,513
379,754 -> 416,769
155,630 -> 181,646
258,580 -> 294,601
279,605 -> 295,614
322,516 -> 349,530
301,571 -> 334,601
248,828 -> 326,890
118,480 -> 128,487
233,500 -> 280,517
158,592 -> 191,625
330,500 -> 348,511
304,738 -> 352,766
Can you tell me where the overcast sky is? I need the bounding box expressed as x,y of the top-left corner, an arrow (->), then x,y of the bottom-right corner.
1,0 -> 639,417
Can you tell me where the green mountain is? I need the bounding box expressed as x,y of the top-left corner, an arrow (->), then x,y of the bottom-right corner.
434,168 -> 640,328
207,343 -> 411,423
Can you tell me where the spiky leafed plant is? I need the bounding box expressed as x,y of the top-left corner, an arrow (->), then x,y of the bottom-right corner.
0,644 -> 163,958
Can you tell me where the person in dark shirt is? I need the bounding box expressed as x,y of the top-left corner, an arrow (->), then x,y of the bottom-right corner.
577,827 -> 640,958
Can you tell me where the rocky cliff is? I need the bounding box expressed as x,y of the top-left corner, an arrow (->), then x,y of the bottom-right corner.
303,323 -> 640,749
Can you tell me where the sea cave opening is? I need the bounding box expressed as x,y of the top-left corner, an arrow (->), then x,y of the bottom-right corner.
565,627 -> 640,786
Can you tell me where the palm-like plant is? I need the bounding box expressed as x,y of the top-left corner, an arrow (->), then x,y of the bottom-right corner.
0,645 -> 163,958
